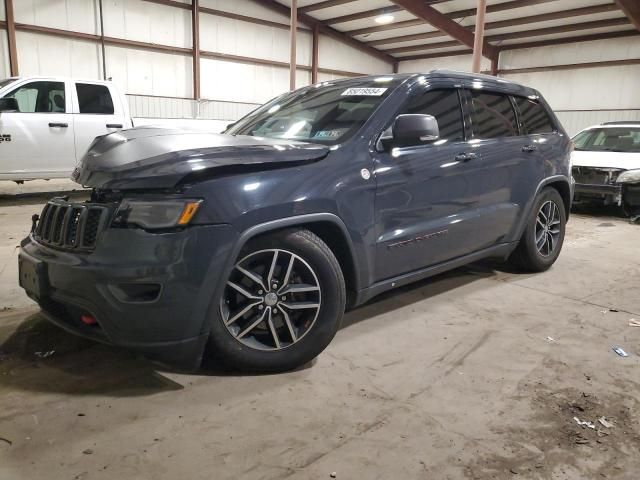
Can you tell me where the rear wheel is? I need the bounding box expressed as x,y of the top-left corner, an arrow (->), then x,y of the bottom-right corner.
509,187 -> 566,272
208,229 -> 345,372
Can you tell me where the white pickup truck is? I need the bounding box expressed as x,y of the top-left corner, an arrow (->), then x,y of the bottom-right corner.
0,76 -> 133,182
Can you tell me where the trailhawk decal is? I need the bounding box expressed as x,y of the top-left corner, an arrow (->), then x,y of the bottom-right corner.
341,87 -> 388,96
388,229 -> 449,249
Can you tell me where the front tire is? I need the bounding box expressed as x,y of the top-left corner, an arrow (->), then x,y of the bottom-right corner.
208,229 -> 346,372
509,187 -> 566,272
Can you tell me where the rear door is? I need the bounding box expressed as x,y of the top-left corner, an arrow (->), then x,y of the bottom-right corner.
0,80 -> 75,178
462,88 -> 542,244
512,94 -> 561,175
72,82 -> 125,161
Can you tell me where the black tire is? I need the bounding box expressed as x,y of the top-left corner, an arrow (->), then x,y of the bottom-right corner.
509,187 -> 566,272
207,229 -> 346,372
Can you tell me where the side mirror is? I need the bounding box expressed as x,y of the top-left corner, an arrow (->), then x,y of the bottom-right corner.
0,97 -> 19,113
392,114 -> 439,147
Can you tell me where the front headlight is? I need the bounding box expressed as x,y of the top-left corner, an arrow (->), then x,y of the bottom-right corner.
616,169 -> 640,184
115,199 -> 202,229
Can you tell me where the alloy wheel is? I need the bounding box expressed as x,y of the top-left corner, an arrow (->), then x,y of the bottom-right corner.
535,200 -> 561,257
220,249 -> 322,351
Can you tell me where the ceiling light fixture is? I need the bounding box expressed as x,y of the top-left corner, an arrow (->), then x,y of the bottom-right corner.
374,14 -> 395,24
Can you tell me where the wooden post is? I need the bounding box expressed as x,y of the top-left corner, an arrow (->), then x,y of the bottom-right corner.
5,0 -> 18,76
311,23 -> 319,84
192,0 -> 200,100
471,0 -> 487,73
290,0 -> 297,90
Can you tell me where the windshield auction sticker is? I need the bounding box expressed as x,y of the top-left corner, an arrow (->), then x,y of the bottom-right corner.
341,87 -> 388,96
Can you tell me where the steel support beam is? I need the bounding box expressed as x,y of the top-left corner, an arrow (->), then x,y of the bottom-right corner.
471,0 -> 487,73
192,0 -> 200,100
368,3 -> 619,47
389,0 -> 497,60
0,19 -> 368,78
4,0 -> 18,76
385,18 -> 631,55
256,0 -> 395,64
615,0 -> 640,31
491,54 -> 499,76
311,24 -> 319,84
397,29 -> 640,62
290,0 -> 297,91
99,0 -> 107,80
300,0 -> 357,14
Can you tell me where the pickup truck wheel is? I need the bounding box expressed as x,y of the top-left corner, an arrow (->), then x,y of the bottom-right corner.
509,187 -> 566,272
209,229 -> 345,372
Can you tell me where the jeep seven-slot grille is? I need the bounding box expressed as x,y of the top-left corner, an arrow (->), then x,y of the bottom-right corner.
35,199 -> 110,250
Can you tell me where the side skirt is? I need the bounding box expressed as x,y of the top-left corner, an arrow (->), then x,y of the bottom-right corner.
354,242 -> 518,306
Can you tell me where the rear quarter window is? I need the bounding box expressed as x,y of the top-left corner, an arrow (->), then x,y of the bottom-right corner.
514,96 -> 556,134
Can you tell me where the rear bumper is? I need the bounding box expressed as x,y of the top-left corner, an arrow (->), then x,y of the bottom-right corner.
19,223 -> 238,367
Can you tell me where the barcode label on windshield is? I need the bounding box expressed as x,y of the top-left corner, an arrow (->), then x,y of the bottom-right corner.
341,88 -> 388,96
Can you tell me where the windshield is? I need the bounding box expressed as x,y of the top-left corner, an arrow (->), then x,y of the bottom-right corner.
227,78 -> 402,145
573,127 -> 640,153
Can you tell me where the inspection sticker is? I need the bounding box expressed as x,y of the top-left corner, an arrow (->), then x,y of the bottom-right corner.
314,129 -> 346,139
341,87 -> 388,96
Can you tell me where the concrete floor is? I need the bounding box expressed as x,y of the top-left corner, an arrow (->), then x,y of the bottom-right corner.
1,181 -> 639,480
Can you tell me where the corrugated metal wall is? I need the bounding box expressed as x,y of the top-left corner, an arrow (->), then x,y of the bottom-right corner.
1,0 -> 393,124
398,37 -> 640,136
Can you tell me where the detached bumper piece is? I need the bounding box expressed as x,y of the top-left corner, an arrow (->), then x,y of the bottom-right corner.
572,167 -> 624,206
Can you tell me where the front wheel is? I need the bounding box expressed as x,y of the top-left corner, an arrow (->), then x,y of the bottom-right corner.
207,229 -> 346,372
509,187 -> 566,272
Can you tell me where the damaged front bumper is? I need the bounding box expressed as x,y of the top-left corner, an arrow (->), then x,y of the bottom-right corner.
18,221 -> 238,368
572,167 -> 640,211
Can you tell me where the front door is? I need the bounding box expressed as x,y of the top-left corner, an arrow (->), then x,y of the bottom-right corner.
373,87 -> 486,281
0,80 -> 75,179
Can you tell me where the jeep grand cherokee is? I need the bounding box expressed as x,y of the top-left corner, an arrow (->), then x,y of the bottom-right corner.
19,71 -> 572,371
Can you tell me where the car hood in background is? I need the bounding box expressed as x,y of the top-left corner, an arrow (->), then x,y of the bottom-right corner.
73,127 -> 330,189
572,150 -> 640,170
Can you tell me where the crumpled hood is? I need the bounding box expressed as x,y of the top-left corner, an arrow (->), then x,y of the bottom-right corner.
73,126 -> 330,189
572,150 -> 640,170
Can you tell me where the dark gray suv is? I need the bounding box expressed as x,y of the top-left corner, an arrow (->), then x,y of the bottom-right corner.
18,71 -> 572,371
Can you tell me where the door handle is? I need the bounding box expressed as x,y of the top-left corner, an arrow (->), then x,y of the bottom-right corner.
522,144 -> 538,153
48,122 -> 68,128
454,152 -> 478,162
106,123 -> 123,129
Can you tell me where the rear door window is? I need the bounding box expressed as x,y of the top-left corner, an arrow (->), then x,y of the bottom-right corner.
76,83 -> 114,114
514,96 -> 556,134
399,88 -> 465,143
468,91 -> 518,139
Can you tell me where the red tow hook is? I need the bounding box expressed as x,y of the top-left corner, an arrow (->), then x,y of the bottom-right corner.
81,315 -> 98,326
